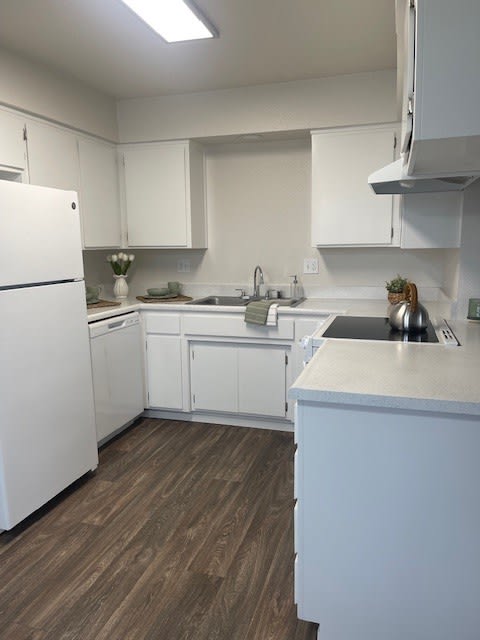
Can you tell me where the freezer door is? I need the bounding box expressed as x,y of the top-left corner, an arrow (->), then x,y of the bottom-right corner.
0,281 -> 98,530
0,181 -> 84,287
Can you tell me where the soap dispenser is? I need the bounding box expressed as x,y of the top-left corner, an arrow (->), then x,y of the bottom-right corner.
289,275 -> 298,299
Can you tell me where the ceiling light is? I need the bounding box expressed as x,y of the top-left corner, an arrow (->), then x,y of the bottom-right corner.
120,0 -> 217,43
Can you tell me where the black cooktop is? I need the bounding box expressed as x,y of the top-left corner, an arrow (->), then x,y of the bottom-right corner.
321,316 -> 439,343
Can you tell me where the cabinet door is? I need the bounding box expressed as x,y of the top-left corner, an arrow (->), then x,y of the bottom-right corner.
78,138 -> 121,248
312,126 -> 396,246
0,109 -> 26,170
123,142 -> 188,247
26,120 -> 79,191
190,343 -> 237,413
238,346 -> 287,417
147,335 -> 183,410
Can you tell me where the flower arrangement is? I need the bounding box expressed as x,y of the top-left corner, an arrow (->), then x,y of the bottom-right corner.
107,252 -> 135,276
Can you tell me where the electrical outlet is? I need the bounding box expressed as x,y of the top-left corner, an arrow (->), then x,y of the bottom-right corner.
303,258 -> 319,274
177,259 -> 191,273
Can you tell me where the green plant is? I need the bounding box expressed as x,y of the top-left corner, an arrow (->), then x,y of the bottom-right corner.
385,274 -> 408,293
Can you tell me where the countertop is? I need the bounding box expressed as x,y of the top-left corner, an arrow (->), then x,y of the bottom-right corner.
290,309 -> 480,417
86,296 -> 358,323
86,296 -> 480,417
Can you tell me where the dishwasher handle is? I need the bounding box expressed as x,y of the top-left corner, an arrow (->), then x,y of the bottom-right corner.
89,312 -> 140,338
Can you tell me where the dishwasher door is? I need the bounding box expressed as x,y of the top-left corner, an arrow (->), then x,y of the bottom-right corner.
89,312 -> 144,444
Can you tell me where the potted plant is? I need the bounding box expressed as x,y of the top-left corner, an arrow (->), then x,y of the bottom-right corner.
385,274 -> 408,304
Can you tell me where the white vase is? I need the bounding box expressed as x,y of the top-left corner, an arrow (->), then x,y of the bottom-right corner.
113,274 -> 128,300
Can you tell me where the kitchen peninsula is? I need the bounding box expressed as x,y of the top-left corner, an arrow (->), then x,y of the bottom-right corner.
290,314 -> 480,640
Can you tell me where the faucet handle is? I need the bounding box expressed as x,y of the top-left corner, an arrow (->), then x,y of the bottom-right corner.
235,288 -> 246,298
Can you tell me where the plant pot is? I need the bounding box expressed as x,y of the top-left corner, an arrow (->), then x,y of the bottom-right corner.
113,274 -> 128,300
388,292 -> 406,305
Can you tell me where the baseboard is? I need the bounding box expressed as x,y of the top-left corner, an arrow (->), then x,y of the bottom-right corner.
143,409 -> 293,432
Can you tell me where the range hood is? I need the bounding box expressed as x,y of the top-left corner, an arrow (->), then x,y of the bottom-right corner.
368,159 -> 479,195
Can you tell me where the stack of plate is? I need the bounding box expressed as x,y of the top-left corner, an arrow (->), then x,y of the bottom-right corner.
144,287 -> 177,300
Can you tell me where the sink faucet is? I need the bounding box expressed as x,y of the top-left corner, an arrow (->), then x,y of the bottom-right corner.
253,265 -> 264,298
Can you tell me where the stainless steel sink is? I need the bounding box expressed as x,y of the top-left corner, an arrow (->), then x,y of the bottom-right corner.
275,297 -> 306,307
186,296 -> 306,307
186,296 -> 249,306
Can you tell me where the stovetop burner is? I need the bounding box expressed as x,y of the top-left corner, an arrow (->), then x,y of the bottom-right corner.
321,316 -> 439,343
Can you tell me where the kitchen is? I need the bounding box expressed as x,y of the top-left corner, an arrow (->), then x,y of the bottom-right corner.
1,1 -> 480,639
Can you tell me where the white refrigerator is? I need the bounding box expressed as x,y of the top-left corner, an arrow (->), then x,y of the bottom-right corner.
0,180 -> 98,532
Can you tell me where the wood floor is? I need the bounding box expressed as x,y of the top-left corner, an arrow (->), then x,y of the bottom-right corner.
0,418 -> 317,640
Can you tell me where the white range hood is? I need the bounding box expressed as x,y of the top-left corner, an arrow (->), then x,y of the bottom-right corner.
369,0 -> 480,196
368,159 -> 479,195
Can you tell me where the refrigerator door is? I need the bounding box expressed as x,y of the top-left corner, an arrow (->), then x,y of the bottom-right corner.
0,280 -> 98,531
0,181 -> 84,288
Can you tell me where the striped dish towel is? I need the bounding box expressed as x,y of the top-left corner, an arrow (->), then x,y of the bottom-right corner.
266,303 -> 279,326
244,300 -> 278,325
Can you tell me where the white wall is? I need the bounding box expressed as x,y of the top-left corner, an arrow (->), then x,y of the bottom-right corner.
116,70 -> 397,142
0,47 -> 118,140
84,137 -> 455,300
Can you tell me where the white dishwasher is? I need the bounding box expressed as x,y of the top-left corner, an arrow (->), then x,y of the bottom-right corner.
89,312 -> 145,445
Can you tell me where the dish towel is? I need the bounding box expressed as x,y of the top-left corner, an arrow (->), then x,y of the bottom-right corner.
266,303 -> 279,326
244,300 -> 278,326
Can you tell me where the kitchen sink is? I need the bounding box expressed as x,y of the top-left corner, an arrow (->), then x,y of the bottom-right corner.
186,296 -> 249,306
186,296 -> 306,307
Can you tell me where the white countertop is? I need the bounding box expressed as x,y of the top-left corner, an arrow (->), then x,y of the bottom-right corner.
290,308 -> 480,416
86,295 -> 480,417
86,296 -> 355,323
290,337 -> 480,416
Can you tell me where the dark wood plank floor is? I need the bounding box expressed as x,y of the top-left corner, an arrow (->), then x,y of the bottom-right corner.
0,419 -> 317,640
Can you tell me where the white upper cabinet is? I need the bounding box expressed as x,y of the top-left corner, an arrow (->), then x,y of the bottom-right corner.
0,109 -> 26,172
26,121 -> 122,249
78,138 -> 121,249
122,140 -> 207,248
26,120 -> 79,191
311,125 -> 398,247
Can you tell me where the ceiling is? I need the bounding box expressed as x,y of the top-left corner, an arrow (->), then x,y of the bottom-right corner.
0,0 -> 396,99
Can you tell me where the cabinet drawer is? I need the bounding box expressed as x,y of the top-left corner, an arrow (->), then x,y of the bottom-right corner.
183,314 -> 294,340
144,313 -> 181,335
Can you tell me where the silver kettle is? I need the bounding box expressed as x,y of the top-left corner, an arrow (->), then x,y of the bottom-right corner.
389,282 -> 429,332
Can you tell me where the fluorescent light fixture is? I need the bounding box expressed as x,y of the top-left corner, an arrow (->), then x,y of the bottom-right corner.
120,0 -> 217,43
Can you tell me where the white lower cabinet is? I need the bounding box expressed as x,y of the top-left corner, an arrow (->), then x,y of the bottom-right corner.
144,313 -> 183,410
146,335 -> 183,410
190,341 -> 288,418
238,346 -> 287,417
190,343 -> 237,413
295,400 -> 480,640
